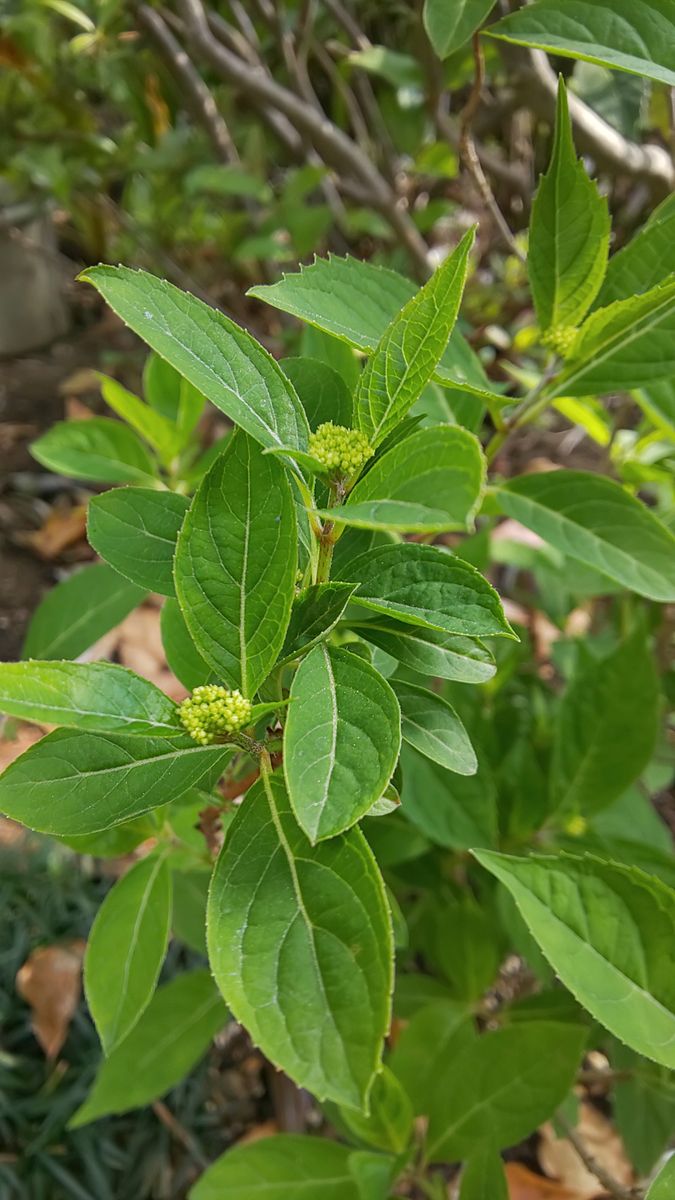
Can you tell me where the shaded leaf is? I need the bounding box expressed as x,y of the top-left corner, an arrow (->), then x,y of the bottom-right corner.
88,487 -> 188,596
23,565 -> 146,660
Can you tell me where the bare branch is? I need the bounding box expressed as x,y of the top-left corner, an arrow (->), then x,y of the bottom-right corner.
555,1112 -> 641,1200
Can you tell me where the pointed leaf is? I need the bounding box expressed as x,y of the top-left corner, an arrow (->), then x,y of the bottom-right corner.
80,266 -> 309,452
0,660 -> 179,734
424,0 -> 496,57
84,851 -> 172,1053
487,0 -> 675,86
284,645 -> 401,841
497,470 -> 675,602
192,1136 -> 359,1200
356,620 -> 496,683
175,433 -> 297,696
70,971 -> 226,1126
23,565 -> 146,660
475,850 -> 675,1069
340,1066 -> 413,1153
207,772 -> 393,1109
355,230 -> 475,445
528,79 -> 609,332
31,418 -> 158,485
0,729 -> 230,835
459,1149 -> 508,1200
98,375 -> 181,464
393,680 -> 476,775
595,194 -> 675,308
88,487 -> 188,596
340,542 -> 515,639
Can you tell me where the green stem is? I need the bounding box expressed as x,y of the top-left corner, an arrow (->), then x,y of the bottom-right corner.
485,366 -> 559,465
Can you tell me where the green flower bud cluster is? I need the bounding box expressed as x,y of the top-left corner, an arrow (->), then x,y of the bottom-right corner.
179,685 -> 252,745
541,324 -> 577,358
308,422 -> 373,478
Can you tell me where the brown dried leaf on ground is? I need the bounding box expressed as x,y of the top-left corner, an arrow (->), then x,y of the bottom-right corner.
17,503 -> 88,560
505,1162 -> 580,1199
539,1102 -> 633,1199
16,940 -> 86,1059
0,721 -> 44,771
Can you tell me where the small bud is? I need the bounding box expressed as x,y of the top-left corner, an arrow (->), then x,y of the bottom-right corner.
308,422 -> 373,478
541,324 -> 577,358
564,814 -> 587,838
178,685 -> 252,745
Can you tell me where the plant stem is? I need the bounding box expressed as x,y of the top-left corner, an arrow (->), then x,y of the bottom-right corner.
485,368 -> 558,465
555,1111 -> 639,1200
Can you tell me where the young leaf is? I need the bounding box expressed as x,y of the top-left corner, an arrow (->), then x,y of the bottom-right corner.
554,277 -> 675,397
400,746 -> 497,851
552,630 -> 659,815
87,488 -> 188,596
0,660 -> 179,735
355,230 -> 475,445
594,193 -> 675,308
284,645 -> 401,841
23,565 -> 145,660
250,252 -> 493,400
459,1148 -> 508,1200
277,582 -> 358,666
326,426 -> 484,533
340,1066 -> 413,1154
192,1136 -> 359,1200
340,542 -> 515,639
424,0 -> 496,57
497,470 -> 675,602
160,597 -> 213,690
528,79 -> 609,333
98,375 -> 181,465
356,620 -> 496,683
80,266 -> 309,453
487,0 -> 675,87
207,772 -> 393,1109
70,970 -> 226,1127
426,1021 -> 586,1161
84,851 -> 172,1053
0,730 -> 231,836
281,356 -> 354,429
646,1155 -> 675,1200
174,433 -> 297,696
393,680 -> 477,775
31,418 -> 157,484
475,851 -> 675,1070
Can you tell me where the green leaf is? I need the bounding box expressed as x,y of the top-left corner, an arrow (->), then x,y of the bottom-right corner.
421,895 -> 502,1003
552,631 -> 660,815
356,620 -> 496,683
191,1136 -> 360,1200
84,851 -> 172,1053
424,0 -> 496,56
70,970 -> 226,1126
340,1067 -> 413,1154
281,357 -> 354,429
636,377 -> 675,439
528,79 -> 609,332
278,583 -> 358,666
284,645 -> 400,842
0,660 -> 179,735
0,730 -> 230,836
207,772 -> 393,1109
355,231 -> 475,445
459,1148 -> 508,1200
475,850 -> 675,1070
497,470 -> 675,602
393,680 -> 476,775
400,745 -> 497,850
553,277 -> 675,396
646,1155 -> 675,1200
348,1151 -> 397,1200
98,375 -> 181,465
31,418 -> 158,484
487,0 -> 675,87
347,46 -> 423,88
172,867 -> 210,954
174,433 -> 296,696
80,266 -> 309,453
613,1044 -> 675,1176
340,542 -> 515,639
160,598 -> 213,690
143,351 -> 181,420
426,1021 -> 586,1161
595,194 -> 675,308
389,1000 -> 474,1114
88,488 -> 188,596
249,253 -> 493,401
327,426 -> 484,533
23,565 -> 145,660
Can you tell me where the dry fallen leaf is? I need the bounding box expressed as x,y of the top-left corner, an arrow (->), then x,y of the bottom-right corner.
16,940 -> 86,1059
0,722 -> 44,772
18,503 -> 88,560
506,1162 -> 580,1199
58,367 -> 100,397
539,1103 -> 633,1199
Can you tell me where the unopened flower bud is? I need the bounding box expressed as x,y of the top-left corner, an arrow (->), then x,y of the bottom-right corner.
308,422 -> 373,478
179,685 -> 252,745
